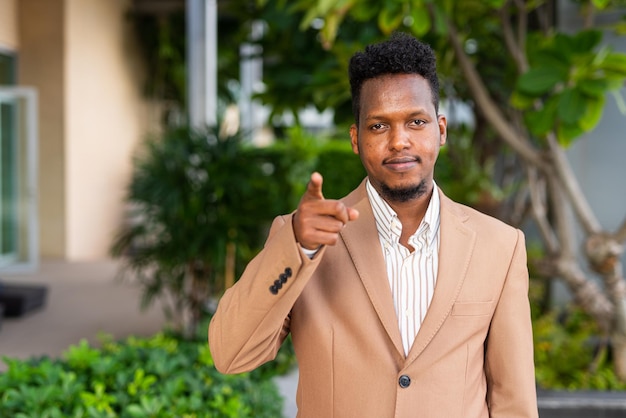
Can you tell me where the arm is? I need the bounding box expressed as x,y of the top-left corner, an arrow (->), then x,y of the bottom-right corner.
485,229 -> 539,417
208,214 -> 324,374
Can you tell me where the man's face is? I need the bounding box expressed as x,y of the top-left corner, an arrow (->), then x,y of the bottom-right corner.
350,73 -> 447,204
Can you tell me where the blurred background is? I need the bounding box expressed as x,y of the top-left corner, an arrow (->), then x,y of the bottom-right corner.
0,0 -> 626,416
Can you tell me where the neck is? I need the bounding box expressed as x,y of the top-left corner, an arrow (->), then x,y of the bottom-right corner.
387,184 -> 434,240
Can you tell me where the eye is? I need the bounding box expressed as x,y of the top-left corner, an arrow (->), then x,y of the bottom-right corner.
369,123 -> 386,131
410,119 -> 426,126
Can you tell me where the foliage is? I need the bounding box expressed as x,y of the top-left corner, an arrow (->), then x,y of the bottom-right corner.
110,125 -> 295,335
533,303 -> 626,390
513,30 -> 626,145
529,247 -> 626,391
0,331 -> 289,417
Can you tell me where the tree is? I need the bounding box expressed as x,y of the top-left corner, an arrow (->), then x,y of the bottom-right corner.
250,0 -> 626,378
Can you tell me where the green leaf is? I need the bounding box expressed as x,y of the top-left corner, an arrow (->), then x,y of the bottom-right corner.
601,53 -> 626,76
553,33 -> 577,56
299,6 -> 321,30
591,0 -> 611,9
530,50 -> 572,71
408,3 -> 431,36
557,122 -> 585,147
558,88 -> 586,125
509,90 -> 536,110
486,0 -> 507,7
378,5 -> 404,34
606,76 -> 626,91
571,30 -> 603,54
525,97 -> 558,138
517,67 -> 567,95
317,0 -> 339,15
431,2 -> 448,35
321,12 -> 342,47
579,95 -> 605,132
351,2 -> 379,21
578,78 -> 610,97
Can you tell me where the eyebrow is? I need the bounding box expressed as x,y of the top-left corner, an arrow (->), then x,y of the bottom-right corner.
363,109 -> 430,122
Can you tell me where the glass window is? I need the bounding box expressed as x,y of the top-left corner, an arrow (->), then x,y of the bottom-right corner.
0,99 -> 18,265
0,52 -> 16,85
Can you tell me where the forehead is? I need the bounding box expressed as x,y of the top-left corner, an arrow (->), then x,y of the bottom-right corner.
359,74 -> 434,116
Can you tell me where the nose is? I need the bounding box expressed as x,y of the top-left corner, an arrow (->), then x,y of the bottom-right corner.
388,126 -> 410,151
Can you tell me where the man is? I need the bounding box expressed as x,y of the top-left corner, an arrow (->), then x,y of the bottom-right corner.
209,32 -> 538,417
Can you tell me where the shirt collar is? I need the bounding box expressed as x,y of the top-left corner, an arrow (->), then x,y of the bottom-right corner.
366,179 -> 441,248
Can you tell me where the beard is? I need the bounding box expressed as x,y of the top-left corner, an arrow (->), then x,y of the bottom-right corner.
380,180 -> 428,203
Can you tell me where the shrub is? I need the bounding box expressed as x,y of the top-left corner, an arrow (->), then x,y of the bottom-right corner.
0,332 -> 288,417
533,304 -> 626,391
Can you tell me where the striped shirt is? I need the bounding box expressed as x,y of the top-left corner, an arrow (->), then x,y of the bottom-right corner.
366,179 -> 441,357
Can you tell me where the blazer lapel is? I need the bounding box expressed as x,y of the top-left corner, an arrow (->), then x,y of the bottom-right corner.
406,190 -> 477,364
341,183 -> 405,358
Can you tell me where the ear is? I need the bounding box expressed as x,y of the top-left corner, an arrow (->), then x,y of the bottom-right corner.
437,114 -> 447,146
350,124 -> 359,154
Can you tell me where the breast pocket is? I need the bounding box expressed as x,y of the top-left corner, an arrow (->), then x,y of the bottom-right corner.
451,301 -> 493,316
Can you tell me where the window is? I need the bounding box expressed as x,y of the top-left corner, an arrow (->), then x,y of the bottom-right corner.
0,52 -> 38,271
0,52 -> 16,85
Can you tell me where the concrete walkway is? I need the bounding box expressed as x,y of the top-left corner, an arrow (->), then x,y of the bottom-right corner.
0,260 -> 165,370
0,260 -> 298,417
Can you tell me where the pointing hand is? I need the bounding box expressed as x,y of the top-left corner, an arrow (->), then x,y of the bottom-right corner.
293,172 -> 359,250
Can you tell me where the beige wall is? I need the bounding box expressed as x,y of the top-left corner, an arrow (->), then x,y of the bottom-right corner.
18,0 -> 67,258
64,0 -> 150,260
16,0 -> 152,260
0,0 -> 18,49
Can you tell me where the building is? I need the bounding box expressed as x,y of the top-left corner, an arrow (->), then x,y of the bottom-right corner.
0,0 -> 155,271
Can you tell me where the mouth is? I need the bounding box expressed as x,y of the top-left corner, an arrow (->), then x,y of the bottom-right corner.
383,156 -> 420,172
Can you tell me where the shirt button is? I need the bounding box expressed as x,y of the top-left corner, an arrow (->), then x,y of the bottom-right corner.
398,375 -> 411,388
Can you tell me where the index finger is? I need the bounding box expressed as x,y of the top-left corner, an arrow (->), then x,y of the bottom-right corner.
302,172 -> 324,201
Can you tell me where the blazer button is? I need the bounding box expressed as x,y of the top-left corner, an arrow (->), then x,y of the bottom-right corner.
269,285 -> 278,295
398,375 -> 411,388
284,267 -> 292,277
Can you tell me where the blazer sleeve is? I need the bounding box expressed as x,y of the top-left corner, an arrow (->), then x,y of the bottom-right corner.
484,229 -> 539,417
208,214 -> 324,374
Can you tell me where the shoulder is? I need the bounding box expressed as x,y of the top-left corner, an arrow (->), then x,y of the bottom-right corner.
439,188 -> 522,243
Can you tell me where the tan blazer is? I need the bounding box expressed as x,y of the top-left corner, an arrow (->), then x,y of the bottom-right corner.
209,181 -> 538,418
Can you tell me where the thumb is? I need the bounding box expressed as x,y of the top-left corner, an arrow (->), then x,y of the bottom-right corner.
303,172 -> 324,201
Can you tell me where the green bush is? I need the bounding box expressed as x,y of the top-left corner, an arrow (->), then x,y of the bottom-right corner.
0,332 -> 288,418
533,304 -> 626,391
